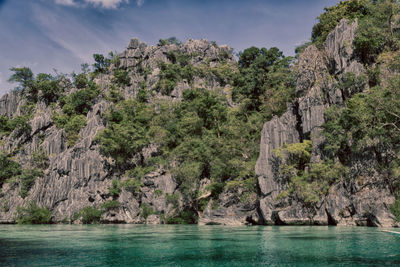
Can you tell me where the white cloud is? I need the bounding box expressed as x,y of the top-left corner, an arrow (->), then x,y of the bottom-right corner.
136,0 -> 144,7
54,0 -> 78,7
54,0 -> 129,9
84,0 -> 129,9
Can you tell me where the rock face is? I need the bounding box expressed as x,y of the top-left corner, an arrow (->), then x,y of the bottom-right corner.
0,38 -> 236,224
256,19 -> 398,227
0,20 -> 397,226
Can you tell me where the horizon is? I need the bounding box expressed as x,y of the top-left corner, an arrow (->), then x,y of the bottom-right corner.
0,0 -> 339,95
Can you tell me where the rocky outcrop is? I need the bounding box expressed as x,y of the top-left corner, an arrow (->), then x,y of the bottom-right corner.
118,38 -> 235,100
256,19 -> 398,227
0,38 -> 235,224
0,20 -> 397,227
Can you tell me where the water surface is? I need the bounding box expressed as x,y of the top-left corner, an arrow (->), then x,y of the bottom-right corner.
0,225 -> 399,266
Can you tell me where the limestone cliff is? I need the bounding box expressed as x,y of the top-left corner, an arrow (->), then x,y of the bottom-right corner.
256,19 -> 398,227
0,20 -> 398,227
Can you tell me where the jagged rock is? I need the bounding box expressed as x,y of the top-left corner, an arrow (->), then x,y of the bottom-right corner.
198,189 -> 259,226
0,91 -> 21,117
256,19 -> 397,227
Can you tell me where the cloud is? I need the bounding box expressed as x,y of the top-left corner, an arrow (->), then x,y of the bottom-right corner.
54,0 -> 129,9
136,0 -> 144,7
84,0 -> 128,9
54,0 -> 77,6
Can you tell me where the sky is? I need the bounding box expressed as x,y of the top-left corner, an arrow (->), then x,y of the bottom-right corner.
0,0 -> 340,95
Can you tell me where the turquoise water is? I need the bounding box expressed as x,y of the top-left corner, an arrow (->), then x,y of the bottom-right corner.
0,225 -> 399,266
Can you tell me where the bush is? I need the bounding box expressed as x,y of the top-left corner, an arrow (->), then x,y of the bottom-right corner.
140,204 -> 154,220
31,148 -> 49,169
165,193 -> 179,208
120,179 -> 142,194
113,70 -> 131,86
109,179 -> 121,198
311,0 -> 369,46
164,210 -> 197,224
15,202 -> 52,224
19,169 -> 43,198
74,73 -> 88,89
34,73 -> 62,104
158,37 -> 181,46
95,99 -> 153,167
101,200 -> 120,211
390,198 -> 400,222
0,153 -> 21,188
75,206 -> 102,224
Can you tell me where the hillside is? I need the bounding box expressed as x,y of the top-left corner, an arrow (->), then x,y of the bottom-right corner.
0,0 -> 399,227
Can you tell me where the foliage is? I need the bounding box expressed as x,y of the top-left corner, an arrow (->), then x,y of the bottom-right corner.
61,81 -> 99,116
95,99 -> 153,167
232,46 -> 295,119
93,54 -> 111,74
15,202 -> 52,224
353,0 -> 400,65
74,206 -> 103,224
113,70 -> 131,86
390,198 -> 400,222
156,62 -> 194,95
8,67 -> 34,91
31,148 -> 49,169
165,193 -> 179,208
53,113 -> 86,147
33,73 -> 63,104
18,169 -> 43,198
323,74 -> 400,195
140,203 -> 155,220
0,153 -> 21,188
274,141 -> 348,206
164,210 -> 197,224
311,0 -> 369,46
109,179 -> 122,198
323,76 -> 400,162
74,73 -> 88,89
158,37 -> 182,46
52,79 -> 98,146
120,179 -> 143,194
101,200 -> 121,211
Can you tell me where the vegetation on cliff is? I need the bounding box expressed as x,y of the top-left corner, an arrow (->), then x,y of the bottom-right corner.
1,0 -> 400,224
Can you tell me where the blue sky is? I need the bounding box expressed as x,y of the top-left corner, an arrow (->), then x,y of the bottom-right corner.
0,0 -> 339,95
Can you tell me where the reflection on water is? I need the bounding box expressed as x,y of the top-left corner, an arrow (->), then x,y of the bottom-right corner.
0,225 -> 399,266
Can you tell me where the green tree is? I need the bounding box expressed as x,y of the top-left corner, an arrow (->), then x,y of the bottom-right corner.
8,67 -> 34,91
233,46 -> 295,117
311,0 -> 370,45
0,153 -> 21,188
15,202 -> 52,224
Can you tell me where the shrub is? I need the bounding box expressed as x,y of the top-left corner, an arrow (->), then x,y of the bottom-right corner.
390,198 -> 400,222
158,37 -> 181,46
8,67 -> 34,91
109,179 -> 121,198
74,73 -> 88,89
165,193 -> 179,208
19,169 -> 43,198
93,54 -> 111,74
31,148 -> 49,169
101,200 -> 120,211
311,0 -> 369,46
0,153 -> 21,188
113,70 -> 131,86
75,206 -> 102,224
95,99 -> 153,167
120,179 -> 142,194
15,202 -> 52,224
164,210 -> 197,224
140,203 -> 155,220
34,73 -> 62,104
